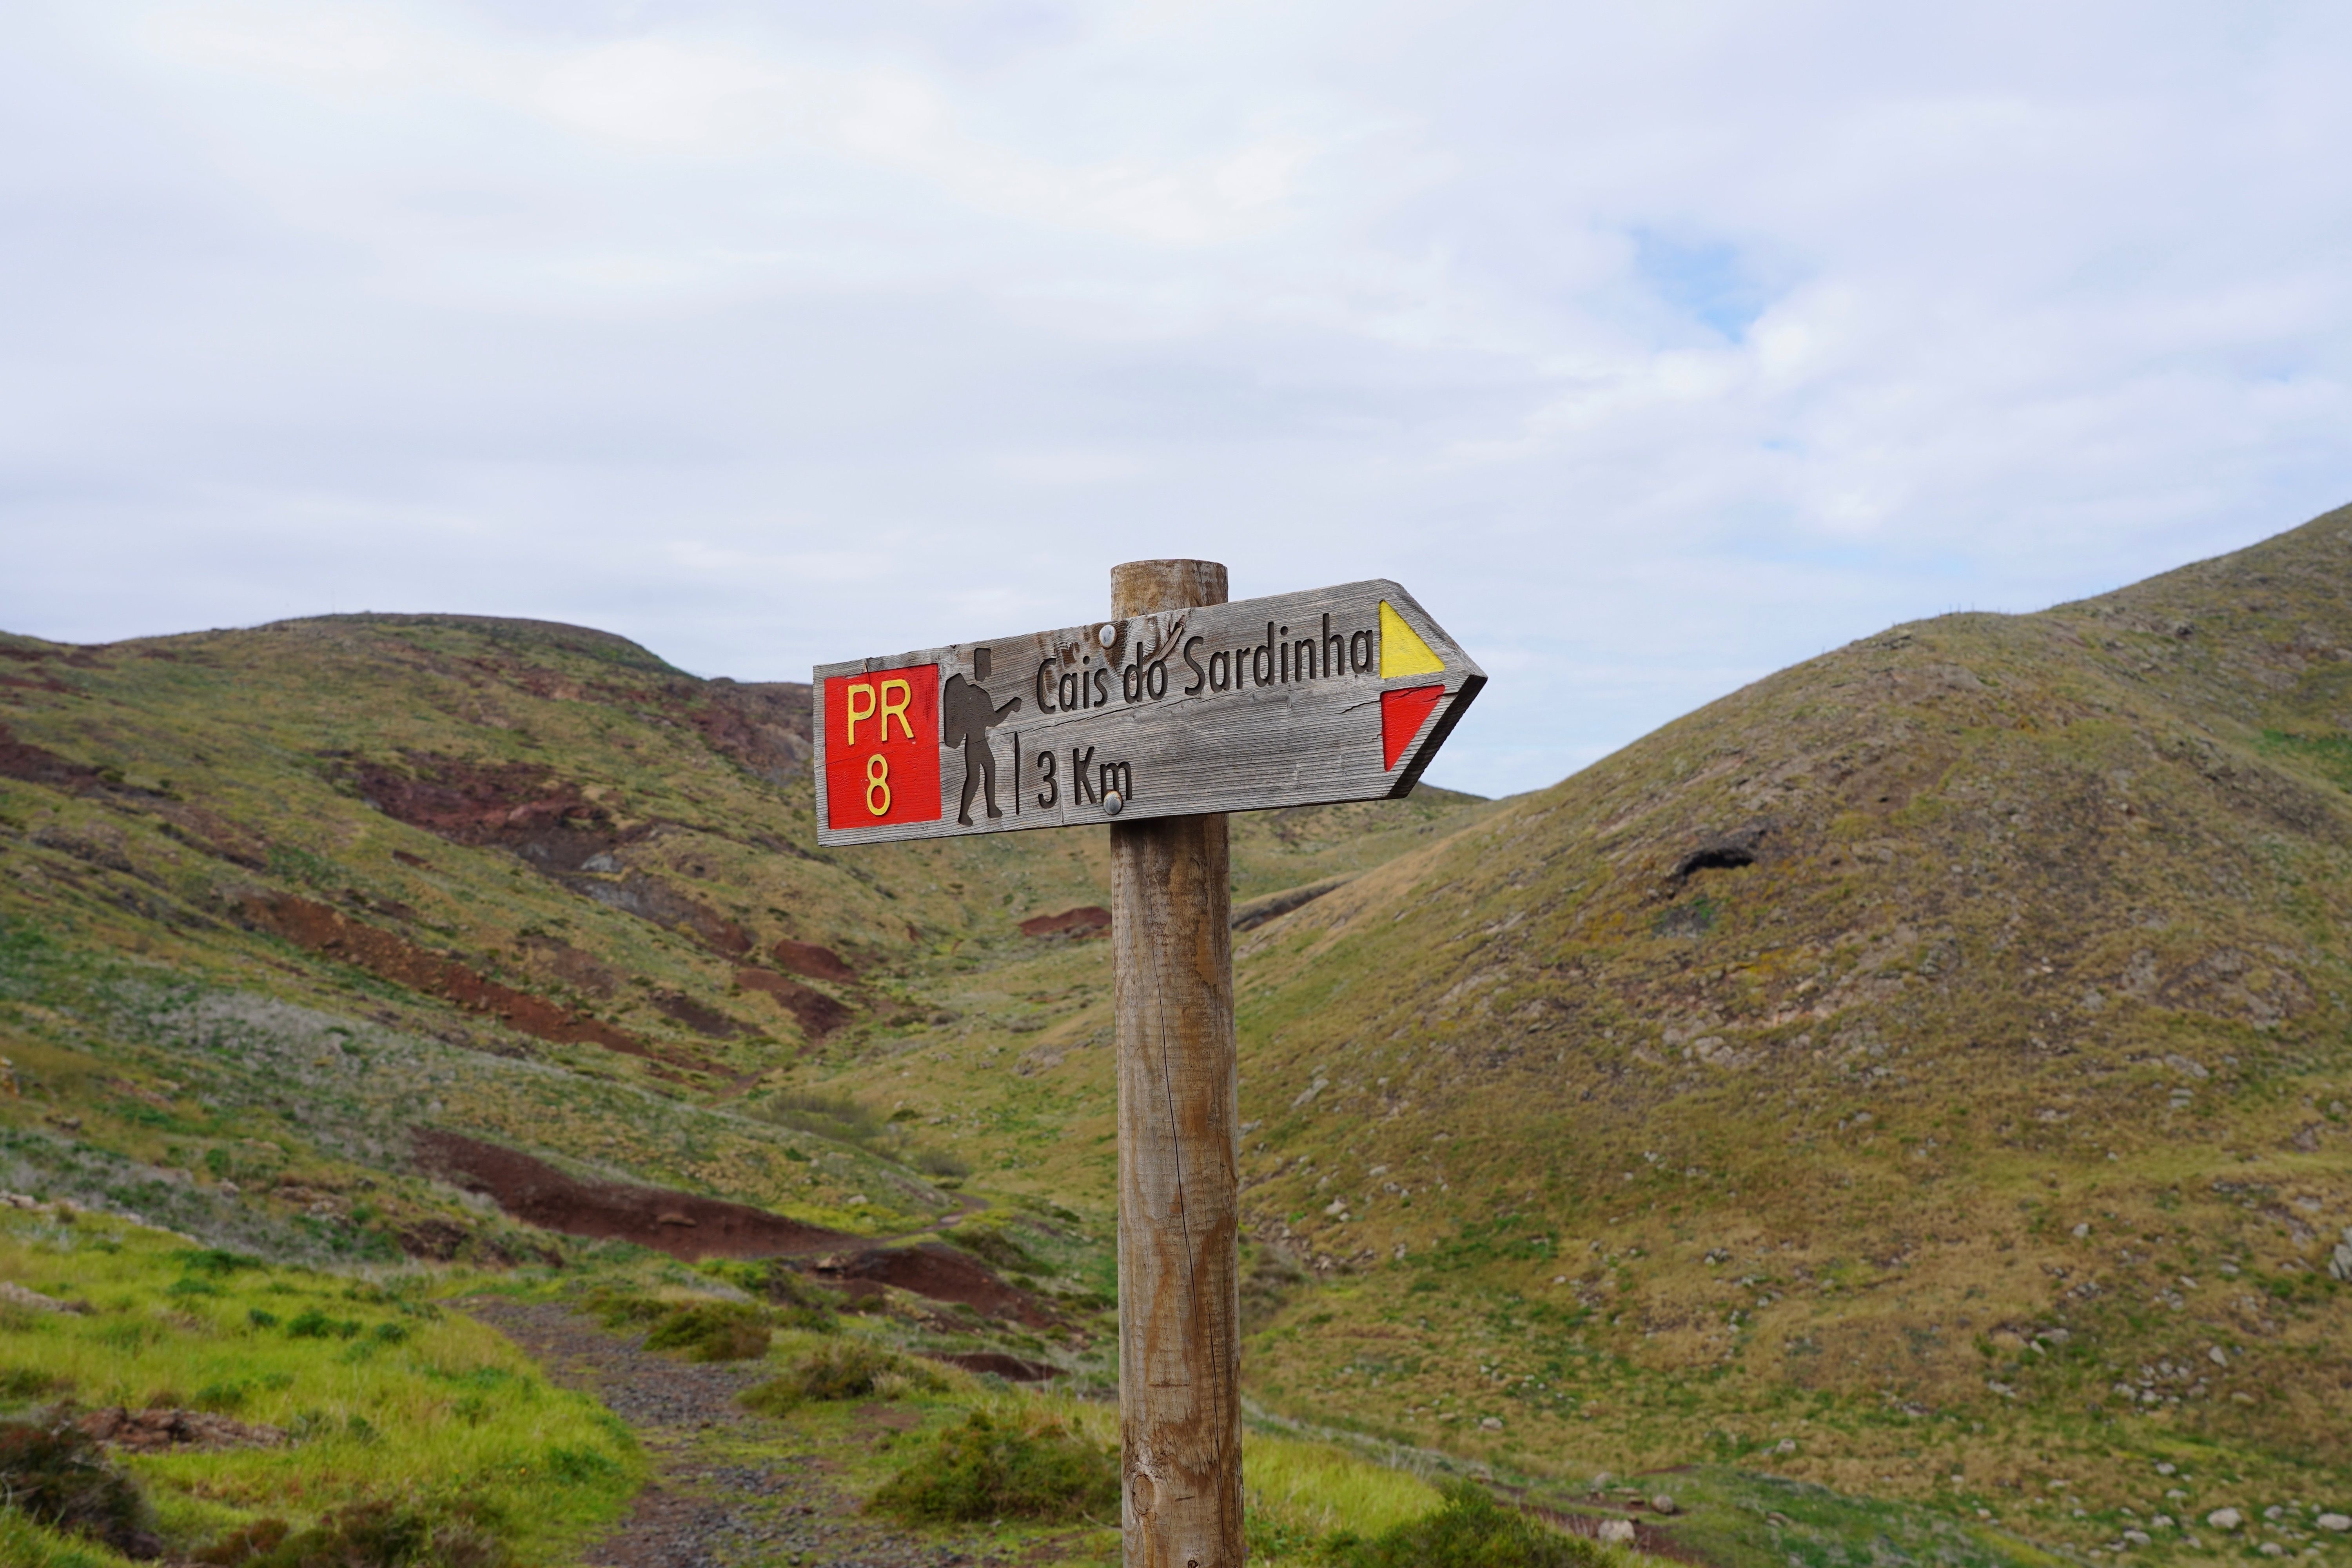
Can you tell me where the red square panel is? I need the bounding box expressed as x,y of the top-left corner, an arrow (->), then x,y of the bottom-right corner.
824,665 -> 942,831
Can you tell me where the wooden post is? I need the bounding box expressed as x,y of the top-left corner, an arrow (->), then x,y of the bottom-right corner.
1111,559 -> 1243,1568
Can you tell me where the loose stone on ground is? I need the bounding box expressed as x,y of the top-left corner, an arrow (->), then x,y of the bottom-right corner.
462,1298 -> 1060,1568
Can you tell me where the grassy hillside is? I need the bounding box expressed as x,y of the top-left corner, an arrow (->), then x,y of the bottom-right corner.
5,509 -> 2351,1564
1214,505 -> 2352,1555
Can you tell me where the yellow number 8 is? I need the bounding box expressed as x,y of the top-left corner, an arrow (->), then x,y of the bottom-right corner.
864,752 -> 891,817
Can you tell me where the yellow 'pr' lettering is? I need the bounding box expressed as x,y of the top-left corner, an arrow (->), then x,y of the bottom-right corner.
879,679 -> 914,741
844,683 -> 877,744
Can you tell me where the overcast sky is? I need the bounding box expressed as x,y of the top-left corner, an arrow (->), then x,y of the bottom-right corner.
5,2 -> 2348,797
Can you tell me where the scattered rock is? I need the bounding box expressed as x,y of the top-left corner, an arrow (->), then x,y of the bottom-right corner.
76,1408 -> 285,1452
1478,1416 -> 1503,1430
2207,1508 -> 2243,1532
2316,1514 -> 2350,1532
1650,1495 -> 1679,1515
0,1280 -> 87,1314
1597,1519 -> 1637,1544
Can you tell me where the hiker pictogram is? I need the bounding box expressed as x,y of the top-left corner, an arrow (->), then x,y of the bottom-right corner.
941,660 -> 1022,825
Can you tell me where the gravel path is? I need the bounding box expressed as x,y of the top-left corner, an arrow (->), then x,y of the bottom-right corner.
462,1299 -> 1071,1568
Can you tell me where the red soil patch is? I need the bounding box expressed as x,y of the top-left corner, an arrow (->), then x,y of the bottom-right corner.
0,724 -> 275,868
241,892 -> 721,1073
773,939 -> 855,982
649,989 -> 748,1038
809,1242 -> 1056,1329
1017,906 -> 1111,940
345,753 -> 636,872
735,968 -> 853,1040
412,1129 -> 857,1261
690,680 -> 814,787
347,753 -> 761,956
0,723 -> 103,790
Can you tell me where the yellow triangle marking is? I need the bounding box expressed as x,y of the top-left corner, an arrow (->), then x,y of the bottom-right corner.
1378,600 -> 1445,679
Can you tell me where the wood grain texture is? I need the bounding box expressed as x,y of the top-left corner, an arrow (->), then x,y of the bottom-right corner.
812,578 -> 1485,845
1111,561 -> 1242,1568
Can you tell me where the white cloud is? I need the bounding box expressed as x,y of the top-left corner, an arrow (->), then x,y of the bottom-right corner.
2,0 -> 2348,796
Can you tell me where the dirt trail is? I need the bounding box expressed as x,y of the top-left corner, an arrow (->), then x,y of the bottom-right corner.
463,1298 -> 1065,1568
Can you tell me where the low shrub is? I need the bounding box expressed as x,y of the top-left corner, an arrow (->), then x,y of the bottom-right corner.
193,1519 -> 290,1564
285,1308 -> 361,1341
198,1498 -> 511,1568
866,1409 -> 1117,1525
192,1381 -> 249,1414
759,1267 -> 842,1332
173,1249 -> 263,1278
0,1417 -> 162,1559
740,1342 -> 944,1414
0,1367 -> 71,1402
640,1301 -> 771,1363
1320,1482 -> 1607,1568
578,1289 -> 669,1330
693,1262 -> 842,1333
1247,1512 -> 1323,1562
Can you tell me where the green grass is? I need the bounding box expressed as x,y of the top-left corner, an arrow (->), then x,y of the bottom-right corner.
1243,1432 -> 1442,1542
0,1208 -> 639,1564
1324,1481 -> 1611,1568
1652,1467 -> 2077,1568
0,1510 -> 143,1568
2259,728 -> 2352,793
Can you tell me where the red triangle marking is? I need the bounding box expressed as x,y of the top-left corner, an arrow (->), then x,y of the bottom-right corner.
1381,684 -> 1446,771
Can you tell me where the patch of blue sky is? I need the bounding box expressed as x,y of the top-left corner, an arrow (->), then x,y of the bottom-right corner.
1632,230 -> 1776,342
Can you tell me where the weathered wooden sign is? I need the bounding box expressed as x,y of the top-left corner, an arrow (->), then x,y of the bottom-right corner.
812,579 -> 1484,845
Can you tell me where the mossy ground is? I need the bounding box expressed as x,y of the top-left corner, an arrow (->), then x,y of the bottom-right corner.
0,1207 -> 639,1564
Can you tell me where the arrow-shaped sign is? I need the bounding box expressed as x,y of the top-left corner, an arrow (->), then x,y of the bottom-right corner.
813,579 -> 1485,845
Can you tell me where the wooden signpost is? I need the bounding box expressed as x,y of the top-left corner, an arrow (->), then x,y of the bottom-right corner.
813,564 -> 1483,1567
